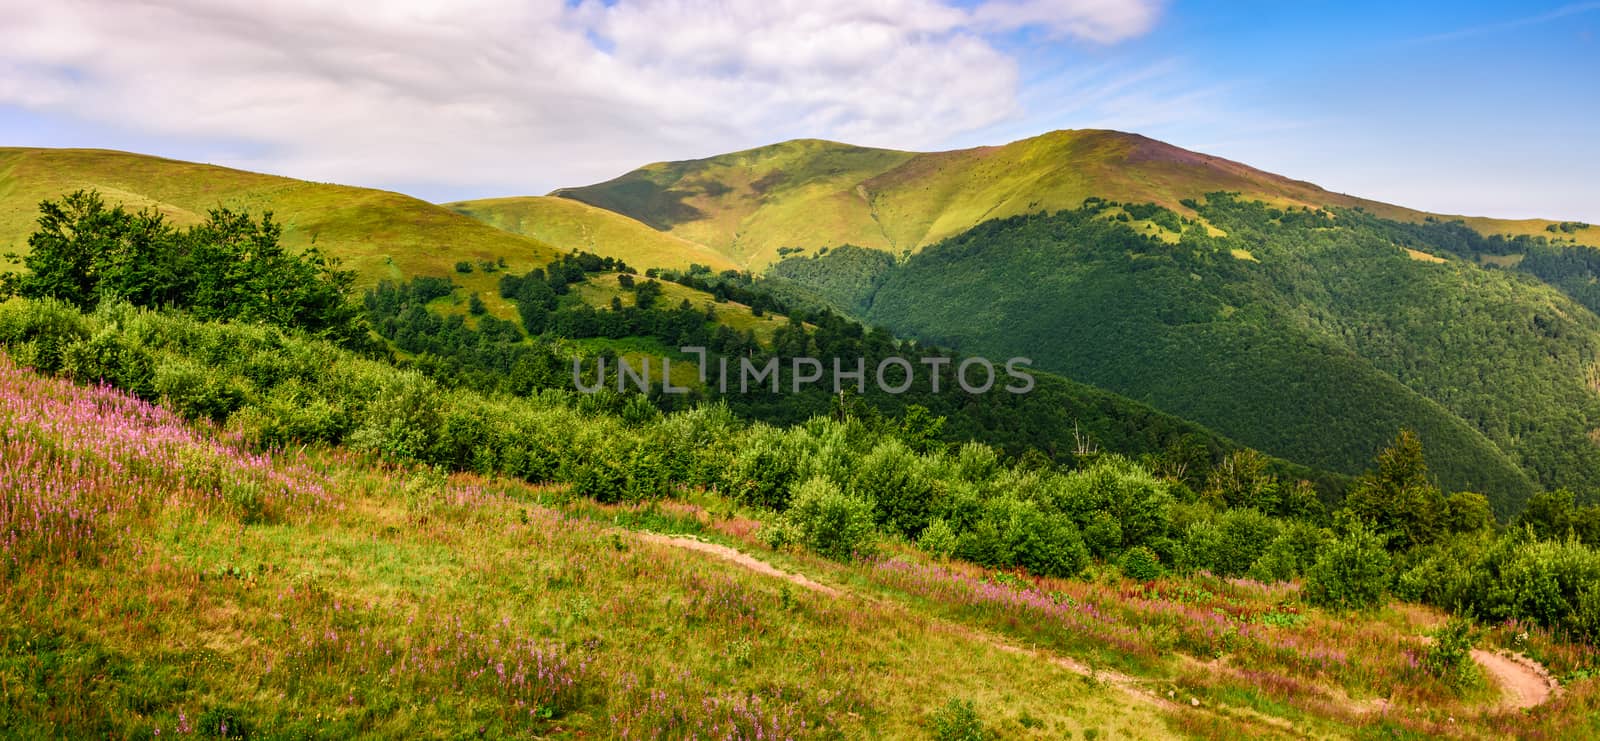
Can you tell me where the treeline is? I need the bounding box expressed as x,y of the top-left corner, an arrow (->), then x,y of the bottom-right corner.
378,251 -> 1336,496
1,190 -> 364,345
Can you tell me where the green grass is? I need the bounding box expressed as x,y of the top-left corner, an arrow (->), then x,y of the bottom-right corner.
444,195 -> 743,272
0,148 -> 565,287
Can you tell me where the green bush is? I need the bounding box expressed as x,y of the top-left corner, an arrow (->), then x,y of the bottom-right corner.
1213,508 -> 1280,577
153,358 -> 248,423
1120,545 -> 1163,581
1055,455 -> 1173,550
783,476 -> 877,561
929,698 -> 986,741
918,517 -> 959,560
955,497 -> 1088,578
722,425 -> 804,509
1304,521 -> 1391,611
1422,617 -> 1481,691
852,439 -> 935,538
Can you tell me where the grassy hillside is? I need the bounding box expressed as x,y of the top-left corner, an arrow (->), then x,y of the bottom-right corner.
0,148 -> 564,296
444,195 -> 741,272
551,130 -> 1599,271
6,301 -> 1600,738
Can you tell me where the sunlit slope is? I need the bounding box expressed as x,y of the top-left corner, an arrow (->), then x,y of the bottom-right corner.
444,195 -> 740,272
553,130 -> 1600,269
0,147 -> 564,285
552,139 -> 917,268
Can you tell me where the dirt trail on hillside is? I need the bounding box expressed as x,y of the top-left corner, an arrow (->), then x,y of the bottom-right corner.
639,533 -> 1174,710
639,532 -> 1563,719
637,532 -> 840,596
1471,649 -> 1558,710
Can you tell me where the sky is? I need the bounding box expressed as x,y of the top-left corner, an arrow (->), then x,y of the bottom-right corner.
0,0 -> 1595,221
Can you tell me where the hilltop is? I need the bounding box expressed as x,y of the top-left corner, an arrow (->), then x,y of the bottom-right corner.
547,130 -> 1599,269
0,147 -> 565,298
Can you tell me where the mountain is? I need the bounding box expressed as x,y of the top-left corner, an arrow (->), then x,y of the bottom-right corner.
0,147 -> 565,300
537,131 -> 1600,513
549,130 -> 1599,270
443,195 -> 741,272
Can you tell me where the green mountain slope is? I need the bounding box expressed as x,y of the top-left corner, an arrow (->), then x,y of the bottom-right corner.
0,148 -> 565,292
443,195 -> 741,272
845,198 -> 1600,514
551,130 -> 1598,270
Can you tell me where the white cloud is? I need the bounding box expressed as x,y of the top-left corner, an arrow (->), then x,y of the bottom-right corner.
0,0 -> 1162,194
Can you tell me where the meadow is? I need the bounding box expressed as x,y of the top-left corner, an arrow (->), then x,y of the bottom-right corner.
4,345 -> 1598,738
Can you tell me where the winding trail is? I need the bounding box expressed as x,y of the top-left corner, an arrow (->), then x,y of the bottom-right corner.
639,533 -> 1172,708
1471,649 -> 1558,710
638,532 -> 1560,718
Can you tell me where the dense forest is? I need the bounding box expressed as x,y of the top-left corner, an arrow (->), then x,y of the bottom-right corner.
775,196 -> 1600,516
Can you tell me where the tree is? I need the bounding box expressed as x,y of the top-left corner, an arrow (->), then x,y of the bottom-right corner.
1204,449 -> 1279,512
1445,491 -> 1496,535
1342,429 -> 1446,551
468,293 -> 486,316
1303,519 -> 1392,611
1516,489 -> 1577,541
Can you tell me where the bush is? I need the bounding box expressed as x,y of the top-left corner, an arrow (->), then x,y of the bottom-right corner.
955,497 -> 1088,578
929,698 -> 986,741
1423,617 -> 1481,691
782,476 -> 877,561
1054,455 -> 1173,550
852,439 -> 934,538
1120,545 -> 1163,581
153,358 -> 248,423
454,260 -> 473,273
1304,521 -> 1391,611
722,425 -> 804,510
918,517 -> 959,560
1213,508 -> 1280,577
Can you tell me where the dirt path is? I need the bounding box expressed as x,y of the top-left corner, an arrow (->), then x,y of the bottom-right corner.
637,532 -> 840,596
639,533 -> 1175,709
640,532 -> 1564,719
1471,649 -> 1558,710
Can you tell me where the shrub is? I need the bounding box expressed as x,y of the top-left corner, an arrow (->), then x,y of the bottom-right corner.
851,439 -> 934,538
918,517 -> 959,560
722,425 -> 803,509
782,476 -> 876,561
1213,508 -> 1280,577
1303,521 -> 1391,611
153,358 -> 248,423
929,698 -> 986,741
1055,455 -> 1172,550
1423,617 -> 1482,691
1120,545 -> 1163,581
955,497 -> 1088,578
347,371 -> 443,463
454,260 -> 473,273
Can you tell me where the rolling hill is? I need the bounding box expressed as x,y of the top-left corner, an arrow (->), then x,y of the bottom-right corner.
549,129 -> 1599,270
0,147 -> 565,299
443,195 -> 741,272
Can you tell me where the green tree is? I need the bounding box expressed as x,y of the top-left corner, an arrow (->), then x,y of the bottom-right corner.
1342,429 -> 1446,551
1304,519 -> 1391,611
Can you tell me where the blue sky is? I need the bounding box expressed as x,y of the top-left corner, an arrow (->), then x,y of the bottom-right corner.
1,0 -> 1595,221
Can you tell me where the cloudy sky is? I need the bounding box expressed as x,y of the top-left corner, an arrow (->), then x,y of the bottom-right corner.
1,0 -> 1596,221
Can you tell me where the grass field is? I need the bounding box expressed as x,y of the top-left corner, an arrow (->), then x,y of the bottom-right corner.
5,354 -> 1597,738
0,148 -> 565,287
444,195 -> 741,272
